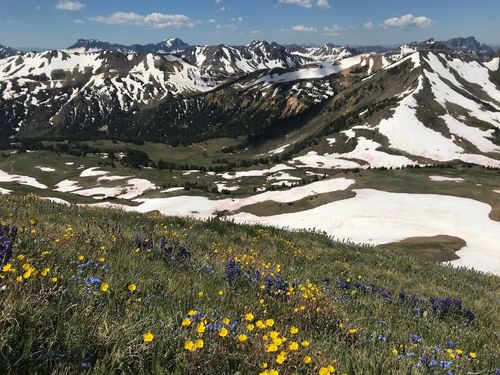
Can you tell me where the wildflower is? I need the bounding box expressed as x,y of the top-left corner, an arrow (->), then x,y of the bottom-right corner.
265,319 -> 275,327
188,310 -> 197,316
304,355 -> 312,364
16,276 -> 23,282
182,318 -> 191,327
276,351 -> 287,364
17,255 -> 25,261
143,331 -> 154,343
78,255 -> 85,261
247,323 -> 255,331
194,339 -> 204,349
319,365 -> 335,375
238,334 -> 248,343
265,343 -> 278,353
219,328 -> 229,337
198,291 -> 204,297
289,342 -> 299,351
100,283 -> 109,292
245,312 -> 254,322
127,284 -> 137,292
301,340 -> 310,347
2,263 -> 11,272
98,257 -> 105,263
41,268 -> 50,277
348,328 -> 358,334
256,320 -> 266,329
469,352 -> 476,359
391,348 -> 398,356
22,263 -> 30,271
455,349 -> 463,355
184,340 -> 195,352
269,331 -> 280,339
223,318 -> 231,325
196,322 -> 206,334
218,290 -> 224,296
290,326 -> 298,334
51,277 -> 58,283
261,362 -> 268,369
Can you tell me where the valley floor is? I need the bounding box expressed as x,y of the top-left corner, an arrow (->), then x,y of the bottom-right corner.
1,146 -> 499,275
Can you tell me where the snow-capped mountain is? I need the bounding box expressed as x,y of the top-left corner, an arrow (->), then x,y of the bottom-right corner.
67,38 -> 190,54
177,41 -> 310,76
0,50 -> 219,137
0,44 -> 17,59
0,36 -> 499,170
287,44 -> 361,62
288,51 -> 500,169
395,37 -> 495,59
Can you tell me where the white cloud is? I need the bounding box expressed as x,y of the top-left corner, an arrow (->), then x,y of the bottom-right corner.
74,19 -> 84,24
208,18 -> 217,23
383,14 -> 433,29
279,0 -> 330,9
92,12 -> 199,29
56,0 -> 85,11
292,24 -> 317,32
316,0 -> 330,9
364,21 -> 375,30
323,24 -> 354,36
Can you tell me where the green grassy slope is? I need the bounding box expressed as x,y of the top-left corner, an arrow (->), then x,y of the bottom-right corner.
0,194 -> 498,374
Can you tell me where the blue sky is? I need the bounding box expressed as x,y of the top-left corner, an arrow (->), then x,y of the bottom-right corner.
1,0 -> 499,49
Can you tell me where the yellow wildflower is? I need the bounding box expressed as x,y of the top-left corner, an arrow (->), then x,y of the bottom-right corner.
51,277 -> 58,283
22,263 -> 30,271
100,283 -> 109,292
304,355 -> 312,364
256,320 -> 266,329
196,322 -> 206,334
143,331 -> 154,343
289,342 -> 299,351
16,276 -> 23,282
184,340 -> 195,352
348,328 -> 358,334
301,340 -> 310,347
181,318 -> 191,327
219,328 -> 229,337
469,352 -> 477,359
276,351 -> 287,365
127,283 -> 137,292
2,263 -> 11,272
265,343 -> 278,353
247,323 -> 255,331
78,255 -> 85,261
265,319 -> 275,327
17,255 -> 25,261
245,312 -> 254,322
41,268 -> 50,277
237,334 -> 248,343
223,318 -> 231,325
194,339 -> 204,349
218,290 -> 224,296
290,326 -> 298,334
187,310 -> 197,316
391,348 -> 398,356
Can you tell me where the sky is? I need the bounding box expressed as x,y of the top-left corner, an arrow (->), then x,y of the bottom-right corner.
1,0 -> 499,49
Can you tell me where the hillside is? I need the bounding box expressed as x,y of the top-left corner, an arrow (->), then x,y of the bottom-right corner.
0,194 -> 498,373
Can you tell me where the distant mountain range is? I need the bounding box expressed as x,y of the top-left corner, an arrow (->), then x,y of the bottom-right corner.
0,35 -> 499,170
67,37 -> 189,54
0,44 -> 17,59
1,36 -> 496,60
